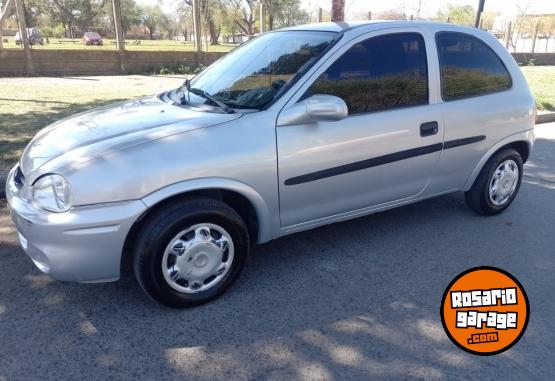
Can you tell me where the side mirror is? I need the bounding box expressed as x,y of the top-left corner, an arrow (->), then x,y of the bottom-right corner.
277,95 -> 348,127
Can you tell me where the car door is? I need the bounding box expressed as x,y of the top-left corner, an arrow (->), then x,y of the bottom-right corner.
276,29 -> 445,227
425,31 -> 521,194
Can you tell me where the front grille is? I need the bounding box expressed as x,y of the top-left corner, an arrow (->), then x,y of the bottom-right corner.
14,166 -> 25,187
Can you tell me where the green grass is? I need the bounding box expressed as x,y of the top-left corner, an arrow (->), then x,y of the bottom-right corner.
520,66 -> 555,112
1,37 -> 236,52
0,75 -> 185,169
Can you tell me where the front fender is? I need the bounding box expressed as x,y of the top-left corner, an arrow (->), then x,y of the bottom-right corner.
462,129 -> 535,191
141,177 -> 279,243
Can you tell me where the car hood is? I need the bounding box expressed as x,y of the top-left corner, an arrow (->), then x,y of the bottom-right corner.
20,95 -> 241,177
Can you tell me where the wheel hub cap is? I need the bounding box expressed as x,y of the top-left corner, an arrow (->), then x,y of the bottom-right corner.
162,224 -> 234,294
489,159 -> 519,206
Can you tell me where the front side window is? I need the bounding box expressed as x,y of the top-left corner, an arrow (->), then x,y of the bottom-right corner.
189,31 -> 338,110
305,33 -> 429,114
436,32 -> 512,100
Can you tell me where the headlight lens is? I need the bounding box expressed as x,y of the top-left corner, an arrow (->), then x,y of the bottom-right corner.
32,174 -> 72,212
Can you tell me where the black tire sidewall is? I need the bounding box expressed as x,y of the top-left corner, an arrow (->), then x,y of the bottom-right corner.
480,150 -> 523,214
136,201 -> 249,307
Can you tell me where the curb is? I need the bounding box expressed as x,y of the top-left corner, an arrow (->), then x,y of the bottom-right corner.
0,170 -> 7,199
537,111 -> 555,125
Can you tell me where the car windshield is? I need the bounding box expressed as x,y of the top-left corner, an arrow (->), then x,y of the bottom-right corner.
186,30 -> 338,110
85,32 -> 100,38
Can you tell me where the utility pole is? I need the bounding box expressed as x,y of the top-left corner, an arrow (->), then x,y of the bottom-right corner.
317,7 -> 322,23
192,0 -> 201,66
14,0 -> 34,74
259,1 -> 265,33
475,0 -> 485,28
0,0 -> 14,49
331,0 -> 345,22
112,0 -> 126,74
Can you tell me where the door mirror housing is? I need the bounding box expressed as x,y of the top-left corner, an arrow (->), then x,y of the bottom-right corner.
277,95 -> 348,127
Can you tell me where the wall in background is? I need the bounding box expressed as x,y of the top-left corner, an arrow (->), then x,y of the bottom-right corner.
1,50 -> 554,77
0,50 -> 225,76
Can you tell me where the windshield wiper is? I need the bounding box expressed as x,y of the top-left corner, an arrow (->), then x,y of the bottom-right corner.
182,79 -> 235,114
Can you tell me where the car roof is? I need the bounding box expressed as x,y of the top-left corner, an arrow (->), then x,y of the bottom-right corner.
280,20 -> 477,34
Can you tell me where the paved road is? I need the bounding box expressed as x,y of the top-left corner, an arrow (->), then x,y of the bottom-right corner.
1,124 -> 554,381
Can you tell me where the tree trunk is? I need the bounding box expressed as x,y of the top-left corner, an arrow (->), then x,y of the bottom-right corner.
208,19 -> 219,44
112,0 -> 126,74
14,0 -> 34,74
331,0 -> 345,22
268,14 -> 274,30
0,0 -> 15,49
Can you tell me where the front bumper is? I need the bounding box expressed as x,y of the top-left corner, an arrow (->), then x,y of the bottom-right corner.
5,166 -> 147,283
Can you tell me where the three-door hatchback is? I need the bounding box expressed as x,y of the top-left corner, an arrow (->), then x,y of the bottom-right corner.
6,21 -> 535,307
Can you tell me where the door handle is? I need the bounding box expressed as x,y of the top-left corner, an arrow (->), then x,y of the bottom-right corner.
420,121 -> 439,137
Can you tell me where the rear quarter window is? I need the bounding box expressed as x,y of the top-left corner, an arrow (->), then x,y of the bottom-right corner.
436,32 -> 512,101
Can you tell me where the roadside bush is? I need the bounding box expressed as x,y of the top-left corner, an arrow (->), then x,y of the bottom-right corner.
158,64 -> 206,75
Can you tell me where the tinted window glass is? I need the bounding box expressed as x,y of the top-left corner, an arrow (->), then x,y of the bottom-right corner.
190,31 -> 337,110
436,32 -> 512,100
306,33 -> 428,114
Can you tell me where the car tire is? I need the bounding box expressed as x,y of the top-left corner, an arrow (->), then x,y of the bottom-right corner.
465,148 -> 523,215
133,198 -> 250,308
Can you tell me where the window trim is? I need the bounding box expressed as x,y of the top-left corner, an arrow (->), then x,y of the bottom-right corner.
435,31 -> 513,102
299,32 -> 430,116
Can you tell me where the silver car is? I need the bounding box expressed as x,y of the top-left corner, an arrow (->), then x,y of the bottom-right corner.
15,27 -> 44,45
6,21 -> 535,307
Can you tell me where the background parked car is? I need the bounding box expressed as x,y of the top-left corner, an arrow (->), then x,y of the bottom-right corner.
83,32 -> 103,46
15,27 -> 44,45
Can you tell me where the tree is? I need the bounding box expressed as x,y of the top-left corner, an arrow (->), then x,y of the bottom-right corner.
510,1 -> 533,52
100,0 -> 141,35
537,15 -> 555,53
435,4 -> 475,26
118,0 -> 141,33
47,0 -> 104,34
263,0 -> 308,30
226,0 -> 255,35
183,0 -> 224,45
139,4 -> 167,39
377,9 -> 407,20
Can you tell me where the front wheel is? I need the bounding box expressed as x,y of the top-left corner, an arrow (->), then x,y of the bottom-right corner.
465,148 -> 523,215
133,198 -> 249,308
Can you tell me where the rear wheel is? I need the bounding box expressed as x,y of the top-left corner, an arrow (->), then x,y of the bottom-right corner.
465,148 -> 523,215
133,198 -> 249,308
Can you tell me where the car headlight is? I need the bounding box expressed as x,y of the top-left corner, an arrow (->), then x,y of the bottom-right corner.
32,174 -> 72,212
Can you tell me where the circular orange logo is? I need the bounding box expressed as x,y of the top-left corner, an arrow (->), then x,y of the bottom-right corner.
441,267 -> 529,356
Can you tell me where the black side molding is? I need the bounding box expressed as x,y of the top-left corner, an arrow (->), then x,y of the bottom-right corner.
443,135 -> 485,149
284,143 -> 443,186
284,135 -> 486,186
